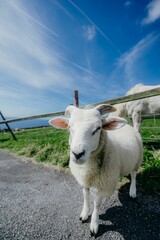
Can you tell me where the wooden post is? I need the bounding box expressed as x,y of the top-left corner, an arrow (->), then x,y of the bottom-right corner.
0,111 -> 17,141
74,90 -> 79,107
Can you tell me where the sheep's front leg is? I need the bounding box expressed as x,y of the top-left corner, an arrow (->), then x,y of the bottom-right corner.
80,187 -> 90,222
90,194 -> 102,236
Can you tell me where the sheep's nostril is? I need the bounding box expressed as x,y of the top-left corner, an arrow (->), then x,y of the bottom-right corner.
72,150 -> 85,160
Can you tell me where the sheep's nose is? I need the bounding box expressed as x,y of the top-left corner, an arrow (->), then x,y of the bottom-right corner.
72,150 -> 85,160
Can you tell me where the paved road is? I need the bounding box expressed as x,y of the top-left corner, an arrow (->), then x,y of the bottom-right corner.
0,150 -> 160,240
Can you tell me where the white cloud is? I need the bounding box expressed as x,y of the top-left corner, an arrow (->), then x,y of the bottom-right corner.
116,34 -> 159,84
83,25 -> 96,41
0,1 -> 67,89
0,0 -> 97,116
142,0 -> 160,25
0,1 -> 95,91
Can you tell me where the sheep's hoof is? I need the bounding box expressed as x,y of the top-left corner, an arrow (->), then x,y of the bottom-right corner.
90,224 -> 98,238
129,189 -> 137,199
130,195 -> 136,199
90,230 -> 98,238
79,217 -> 87,223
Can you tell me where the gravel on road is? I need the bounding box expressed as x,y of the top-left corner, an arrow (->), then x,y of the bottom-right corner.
0,150 -> 160,240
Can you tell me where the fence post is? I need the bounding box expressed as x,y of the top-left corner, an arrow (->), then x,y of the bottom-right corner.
0,111 -> 17,141
74,90 -> 79,107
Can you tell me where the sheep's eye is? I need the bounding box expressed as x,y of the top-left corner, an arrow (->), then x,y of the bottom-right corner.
92,126 -> 101,135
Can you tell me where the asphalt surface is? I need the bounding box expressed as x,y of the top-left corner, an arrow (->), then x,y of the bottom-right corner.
0,150 -> 160,240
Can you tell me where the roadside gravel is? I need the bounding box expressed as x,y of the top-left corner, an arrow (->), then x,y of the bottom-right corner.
0,150 -> 159,240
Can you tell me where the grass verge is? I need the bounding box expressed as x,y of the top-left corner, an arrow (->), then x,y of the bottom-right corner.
0,127 -> 70,168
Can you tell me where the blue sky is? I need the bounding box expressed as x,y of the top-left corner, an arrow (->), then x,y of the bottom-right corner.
0,0 -> 160,117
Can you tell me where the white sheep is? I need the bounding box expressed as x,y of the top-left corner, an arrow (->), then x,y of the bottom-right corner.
109,83 -> 160,131
49,104 -> 143,236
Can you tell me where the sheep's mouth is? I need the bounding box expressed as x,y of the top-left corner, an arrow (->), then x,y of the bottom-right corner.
70,153 -> 88,165
73,159 -> 86,165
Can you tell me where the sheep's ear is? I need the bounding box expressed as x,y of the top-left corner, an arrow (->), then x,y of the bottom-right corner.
65,105 -> 77,115
102,117 -> 127,130
95,104 -> 117,115
49,118 -> 69,130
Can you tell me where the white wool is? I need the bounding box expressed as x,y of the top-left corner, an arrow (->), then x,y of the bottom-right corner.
69,124 -> 142,197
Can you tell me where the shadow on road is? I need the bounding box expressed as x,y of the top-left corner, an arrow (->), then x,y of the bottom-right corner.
96,182 -> 160,239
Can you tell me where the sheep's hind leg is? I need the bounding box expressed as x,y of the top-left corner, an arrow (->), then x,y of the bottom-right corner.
90,194 -> 102,236
129,171 -> 137,198
80,187 -> 90,222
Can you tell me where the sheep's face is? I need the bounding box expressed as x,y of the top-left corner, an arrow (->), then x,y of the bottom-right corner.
68,109 -> 102,164
49,104 -> 127,165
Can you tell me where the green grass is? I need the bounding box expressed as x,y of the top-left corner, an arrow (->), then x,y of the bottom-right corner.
0,127 -> 70,168
0,119 -> 159,194
137,147 -> 160,194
